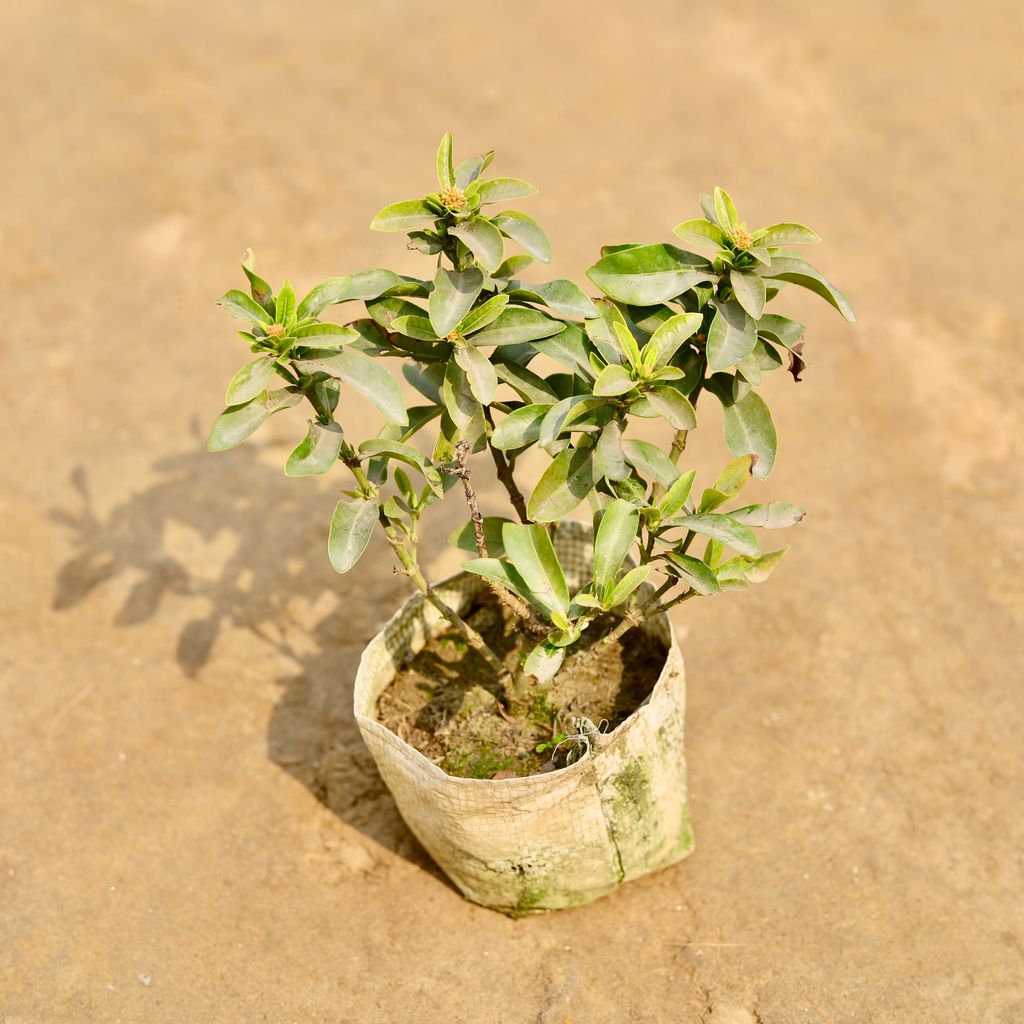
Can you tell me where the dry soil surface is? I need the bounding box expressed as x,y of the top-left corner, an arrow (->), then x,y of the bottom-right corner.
3,2 -> 1023,1022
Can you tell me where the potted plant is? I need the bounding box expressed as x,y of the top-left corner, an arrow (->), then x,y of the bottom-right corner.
207,134 -> 854,915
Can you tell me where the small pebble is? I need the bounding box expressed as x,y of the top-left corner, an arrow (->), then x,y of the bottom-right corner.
137,973 -> 151,987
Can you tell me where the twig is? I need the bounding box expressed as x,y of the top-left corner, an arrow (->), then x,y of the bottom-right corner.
440,441 -> 547,637
483,408 -> 530,522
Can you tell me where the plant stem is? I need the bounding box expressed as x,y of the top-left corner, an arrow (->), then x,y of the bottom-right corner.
483,408 -> 530,523
440,442 -> 547,637
342,449 -> 511,683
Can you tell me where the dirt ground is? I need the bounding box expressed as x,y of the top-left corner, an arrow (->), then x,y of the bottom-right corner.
3,1 -> 1023,1021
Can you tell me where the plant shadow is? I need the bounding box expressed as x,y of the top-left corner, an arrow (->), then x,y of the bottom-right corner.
49,431 -> 446,870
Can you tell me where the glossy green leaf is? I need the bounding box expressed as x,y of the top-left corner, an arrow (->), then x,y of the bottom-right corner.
225,355 -> 278,405
593,363 -> 635,397
713,187 -> 738,231
609,565 -> 650,607
730,269 -> 766,319
595,419 -> 629,481
285,420 -> 343,477
757,314 -> 805,349
469,306 -> 565,347
757,223 -> 821,247
491,210 -> 551,262
365,295 -> 427,332
593,499 -> 639,588
502,522 -> 569,616
539,396 -> 605,446
471,177 -> 538,204
721,389 -> 777,479
728,502 -> 806,528
586,243 -> 715,305
524,641 -> 564,682
449,516 -> 513,557
585,299 -> 629,365
494,361 -> 558,403
528,446 -> 596,522
206,388 -> 301,452
622,439 -> 679,488
461,557 -> 534,606
449,216 -> 504,273
370,199 -> 438,233
659,469 -> 697,518
454,150 -> 495,188
493,254 -> 534,279
457,293 -> 509,335
664,552 -> 721,595
645,312 -> 703,368
707,299 -> 756,371
441,358 -> 478,428
509,279 -> 598,318
429,266 -> 484,336
759,257 -> 856,321
328,498 -> 378,573
491,403 -> 549,450
454,344 -> 497,404
298,269 -> 404,319
674,513 -> 759,557
673,218 -> 728,248
290,322 -> 359,346
436,131 -> 454,189
358,438 -> 442,495
217,289 -> 272,327
389,315 -> 439,341
240,249 -> 275,315
293,349 -> 407,425
645,386 -> 696,430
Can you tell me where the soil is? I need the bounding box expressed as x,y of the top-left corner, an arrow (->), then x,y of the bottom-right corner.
4,3 -> 1024,1022
377,596 -> 668,778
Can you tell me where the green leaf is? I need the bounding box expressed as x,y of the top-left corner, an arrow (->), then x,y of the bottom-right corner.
609,565 -> 650,607
593,363 -> 635,397
457,293 -> 509,335
454,150 -> 495,188
664,552 -> 721,595
729,502 -> 806,528
713,187 -> 739,231
593,499 -> 639,588
622,439 -> 679,488
240,249 -> 275,315
293,350 -> 407,425
757,314 -> 805,349
528,447 -> 596,522
285,420 -> 344,477
206,389 -> 301,452
595,419 -> 629,481
707,299 -> 756,371
274,281 -> 297,328
328,498 -> 378,573
493,254 -> 534,279
471,177 -> 538,204
491,403 -> 549,450
502,522 -> 569,616
645,312 -> 703,368
612,322 -> 643,369
441,358 -> 478,428
491,210 -> 551,262
673,218 -> 728,248
429,266 -> 484,337
757,223 -> 821,247
454,344 -> 497,404
436,131 -> 454,189
586,243 -> 715,305
290,322 -> 359,346
720,390 -> 777,479
449,516 -> 513,557
469,306 -> 565,347
659,469 -> 697,518
645,386 -> 696,430
461,557 -> 534,606
296,269 -> 404,320
759,257 -> 856,321
530,322 -> 591,374
449,216 -> 504,273
358,438 -> 443,495
523,642 -> 564,683
730,270 -> 766,319
508,279 -> 598,318
370,199 -> 438,233
225,355 -> 278,405
539,395 -> 605,446
217,289 -> 272,327
365,295 -> 427,332
585,298 -> 629,365
741,547 -> 787,582
713,455 -> 755,496
493,362 -> 558,403
673,514 -> 759,557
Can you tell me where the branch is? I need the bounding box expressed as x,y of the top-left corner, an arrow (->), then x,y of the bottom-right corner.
441,441 -> 547,637
483,408 -> 530,522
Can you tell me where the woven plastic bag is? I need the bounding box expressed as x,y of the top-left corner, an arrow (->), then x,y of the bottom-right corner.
353,521 -> 694,914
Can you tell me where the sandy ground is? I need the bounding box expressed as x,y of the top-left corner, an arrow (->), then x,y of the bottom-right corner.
3,1 -> 1023,1021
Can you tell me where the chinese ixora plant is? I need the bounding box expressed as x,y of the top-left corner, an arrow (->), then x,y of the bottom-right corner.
209,133 -> 853,706
207,134 -> 854,912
